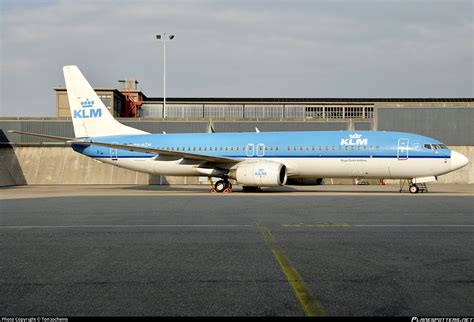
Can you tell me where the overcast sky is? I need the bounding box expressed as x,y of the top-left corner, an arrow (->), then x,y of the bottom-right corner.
1,0 -> 472,116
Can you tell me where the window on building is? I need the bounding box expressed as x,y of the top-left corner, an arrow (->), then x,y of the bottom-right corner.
305,106 -> 324,118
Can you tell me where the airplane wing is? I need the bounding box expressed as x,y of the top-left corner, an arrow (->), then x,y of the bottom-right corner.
9,130 -> 241,164
69,139 -> 241,164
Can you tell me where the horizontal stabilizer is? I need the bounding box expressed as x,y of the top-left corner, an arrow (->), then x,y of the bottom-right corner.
8,130 -> 74,141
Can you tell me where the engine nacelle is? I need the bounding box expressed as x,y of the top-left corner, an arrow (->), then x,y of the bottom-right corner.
230,161 -> 287,187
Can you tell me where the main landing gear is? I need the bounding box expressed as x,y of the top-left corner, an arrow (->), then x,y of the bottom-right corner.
209,178 -> 233,193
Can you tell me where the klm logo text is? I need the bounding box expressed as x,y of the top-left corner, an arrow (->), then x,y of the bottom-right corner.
73,99 -> 102,119
341,133 -> 368,146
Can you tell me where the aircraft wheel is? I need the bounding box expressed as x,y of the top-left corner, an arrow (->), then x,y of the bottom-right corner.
215,180 -> 226,193
409,185 -> 419,194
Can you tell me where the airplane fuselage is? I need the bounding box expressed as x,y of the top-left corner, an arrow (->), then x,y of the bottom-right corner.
72,130 -> 462,180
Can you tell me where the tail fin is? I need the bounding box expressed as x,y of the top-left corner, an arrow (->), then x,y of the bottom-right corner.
63,65 -> 148,138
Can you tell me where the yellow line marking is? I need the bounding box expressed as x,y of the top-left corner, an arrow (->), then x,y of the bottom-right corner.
256,221 -> 326,317
282,223 -> 352,228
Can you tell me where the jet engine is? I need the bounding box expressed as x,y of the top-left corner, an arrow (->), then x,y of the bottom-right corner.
229,161 -> 287,187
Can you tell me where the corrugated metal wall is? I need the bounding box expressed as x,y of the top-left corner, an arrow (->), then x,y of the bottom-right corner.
1,120 -> 349,143
213,121 -> 348,132
121,121 -> 208,133
0,120 -> 75,143
377,107 -> 474,145
1,106 -> 472,145
354,122 -> 373,131
0,121 -> 209,143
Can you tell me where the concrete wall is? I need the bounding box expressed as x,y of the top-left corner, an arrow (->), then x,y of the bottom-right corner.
1,146 -> 472,186
0,146 -> 199,186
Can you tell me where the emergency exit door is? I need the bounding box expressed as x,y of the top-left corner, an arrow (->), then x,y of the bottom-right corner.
397,138 -> 409,160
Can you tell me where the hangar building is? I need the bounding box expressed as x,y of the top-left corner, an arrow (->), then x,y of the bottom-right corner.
0,79 -> 472,186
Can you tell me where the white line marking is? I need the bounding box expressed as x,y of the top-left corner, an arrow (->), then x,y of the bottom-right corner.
354,224 -> 474,227
0,224 -> 254,229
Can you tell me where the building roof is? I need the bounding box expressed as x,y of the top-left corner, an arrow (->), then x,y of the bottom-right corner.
144,97 -> 474,103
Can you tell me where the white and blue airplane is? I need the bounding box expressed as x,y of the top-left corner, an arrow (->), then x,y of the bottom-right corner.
11,66 -> 469,193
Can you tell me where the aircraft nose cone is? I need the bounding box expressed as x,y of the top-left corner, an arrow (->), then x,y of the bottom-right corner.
451,151 -> 469,171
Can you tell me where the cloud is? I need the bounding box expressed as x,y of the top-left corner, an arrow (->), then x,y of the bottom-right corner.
1,0 -> 472,116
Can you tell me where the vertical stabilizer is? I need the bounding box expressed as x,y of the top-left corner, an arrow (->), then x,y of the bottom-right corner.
63,65 -> 148,138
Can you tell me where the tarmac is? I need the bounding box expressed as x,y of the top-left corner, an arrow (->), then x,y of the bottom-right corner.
1,185 -> 473,316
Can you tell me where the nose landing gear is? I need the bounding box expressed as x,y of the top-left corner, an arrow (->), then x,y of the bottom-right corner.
409,185 -> 419,194
400,179 -> 429,193
409,182 -> 428,193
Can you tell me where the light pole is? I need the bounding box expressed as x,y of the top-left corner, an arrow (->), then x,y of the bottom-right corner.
156,33 -> 175,118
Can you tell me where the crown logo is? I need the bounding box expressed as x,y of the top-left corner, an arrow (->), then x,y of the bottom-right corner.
349,133 -> 362,139
80,99 -> 94,108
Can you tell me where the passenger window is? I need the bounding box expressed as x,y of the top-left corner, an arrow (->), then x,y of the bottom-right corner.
275,147 -> 279,151
300,146 -> 303,151
236,147 -> 239,151
199,147 -> 202,151
312,146 -> 315,151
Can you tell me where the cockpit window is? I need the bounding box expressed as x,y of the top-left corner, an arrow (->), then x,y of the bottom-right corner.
424,143 -> 448,150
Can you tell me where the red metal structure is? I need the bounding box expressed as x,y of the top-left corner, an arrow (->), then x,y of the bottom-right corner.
122,92 -> 143,118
